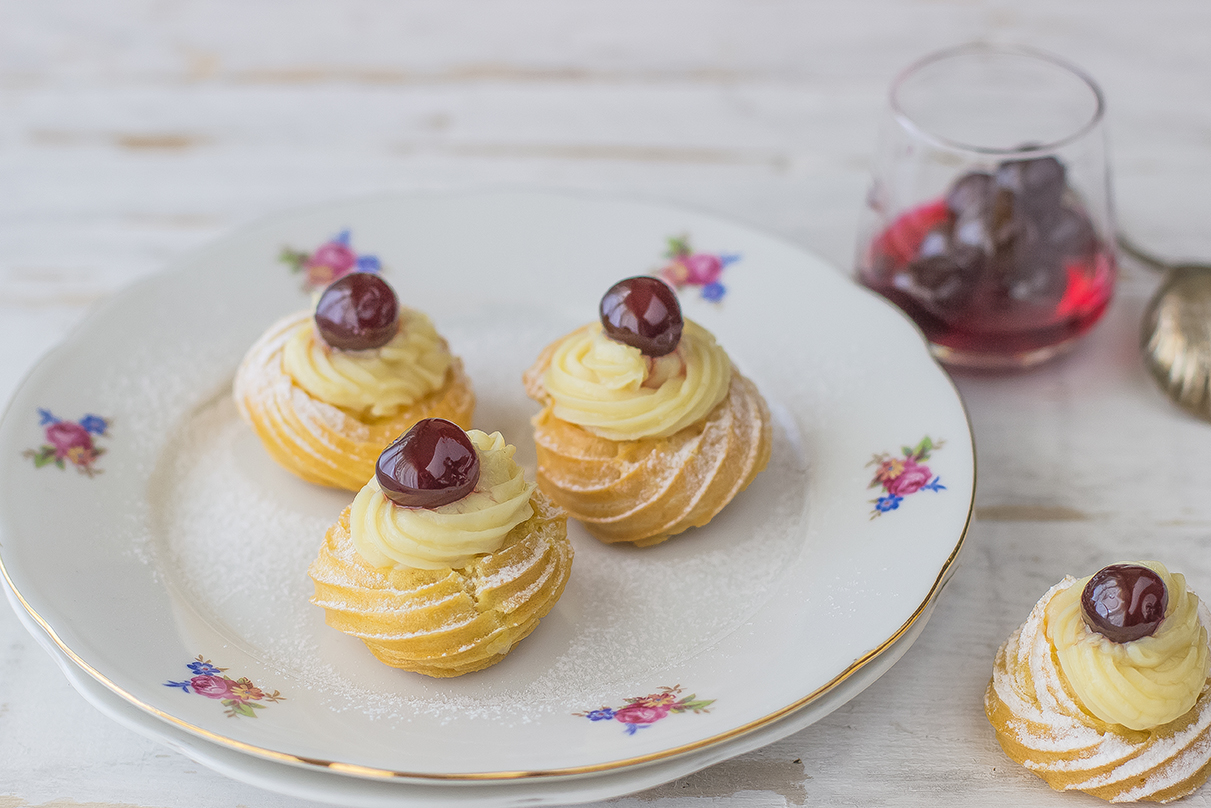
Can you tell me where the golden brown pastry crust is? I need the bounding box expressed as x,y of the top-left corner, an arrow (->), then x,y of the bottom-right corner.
308,490 -> 572,678
233,312 -> 474,491
985,581 -> 1211,803
523,339 -> 772,547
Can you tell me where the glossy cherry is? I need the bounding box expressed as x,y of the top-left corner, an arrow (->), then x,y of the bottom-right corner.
315,273 -> 399,351
599,276 -> 683,357
375,419 -> 479,509
1081,564 -> 1168,643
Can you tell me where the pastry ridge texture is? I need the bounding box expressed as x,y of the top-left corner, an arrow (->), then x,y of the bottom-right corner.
523,341 -> 772,547
985,579 -> 1211,803
309,490 -> 572,677
234,311 -> 474,491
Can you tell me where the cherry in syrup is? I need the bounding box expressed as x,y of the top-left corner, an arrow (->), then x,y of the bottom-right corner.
1080,564 -> 1168,644
315,273 -> 399,351
599,276 -> 683,357
375,419 -> 479,509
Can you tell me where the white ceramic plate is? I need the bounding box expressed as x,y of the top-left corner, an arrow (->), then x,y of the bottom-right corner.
0,190 -> 973,782
5,577 -> 939,806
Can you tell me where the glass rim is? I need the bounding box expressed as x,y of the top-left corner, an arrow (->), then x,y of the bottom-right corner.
889,42 -> 1106,156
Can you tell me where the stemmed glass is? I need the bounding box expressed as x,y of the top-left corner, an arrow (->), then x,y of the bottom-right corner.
855,44 -> 1116,370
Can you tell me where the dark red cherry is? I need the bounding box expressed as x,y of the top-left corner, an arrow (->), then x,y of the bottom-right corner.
599,276 -> 683,357
994,155 -> 1066,216
315,273 -> 399,351
1081,564 -> 1168,643
375,419 -> 479,509
945,171 -> 993,221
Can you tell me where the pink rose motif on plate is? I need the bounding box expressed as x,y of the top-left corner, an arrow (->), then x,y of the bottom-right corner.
681,253 -> 724,285
614,704 -> 670,724
575,685 -> 713,735
164,656 -> 285,718
24,410 -> 109,476
868,436 -> 946,518
885,457 -> 933,496
657,236 -> 740,302
280,229 -> 382,291
189,675 -> 234,700
308,241 -> 358,277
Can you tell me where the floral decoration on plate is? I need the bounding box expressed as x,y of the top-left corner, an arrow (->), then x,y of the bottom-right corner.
576,685 -> 714,735
23,409 -> 109,476
657,236 -> 740,302
164,656 -> 285,718
280,229 -> 382,291
868,436 -> 946,518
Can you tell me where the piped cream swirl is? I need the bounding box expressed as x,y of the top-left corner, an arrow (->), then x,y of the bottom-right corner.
1047,561 -> 1210,730
351,430 -> 537,570
282,307 -> 452,419
542,320 -> 731,441
986,571 -> 1211,803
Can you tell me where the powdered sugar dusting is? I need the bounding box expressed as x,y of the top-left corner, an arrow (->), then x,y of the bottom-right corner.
148,317 -> 809,724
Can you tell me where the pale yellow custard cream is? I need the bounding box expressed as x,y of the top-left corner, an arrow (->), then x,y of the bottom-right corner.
281,306 -> 452,419
542,320 -> 731,441
1046,561 -> 1211,731
350,430 -> 537,571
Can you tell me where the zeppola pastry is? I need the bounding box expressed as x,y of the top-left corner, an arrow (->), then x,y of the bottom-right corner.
234,272 -> 474,490
523,276 -> 771,546
986,561 -> 1211,803
308,419 -> 573,677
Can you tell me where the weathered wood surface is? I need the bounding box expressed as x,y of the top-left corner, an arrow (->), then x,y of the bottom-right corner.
3,1 -> 1211,805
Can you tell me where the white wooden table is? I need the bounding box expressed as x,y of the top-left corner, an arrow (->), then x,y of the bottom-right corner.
3,2 -> 1211,805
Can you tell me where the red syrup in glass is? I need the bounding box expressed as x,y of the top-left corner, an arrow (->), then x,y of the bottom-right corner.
859,157 -> 1115,361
